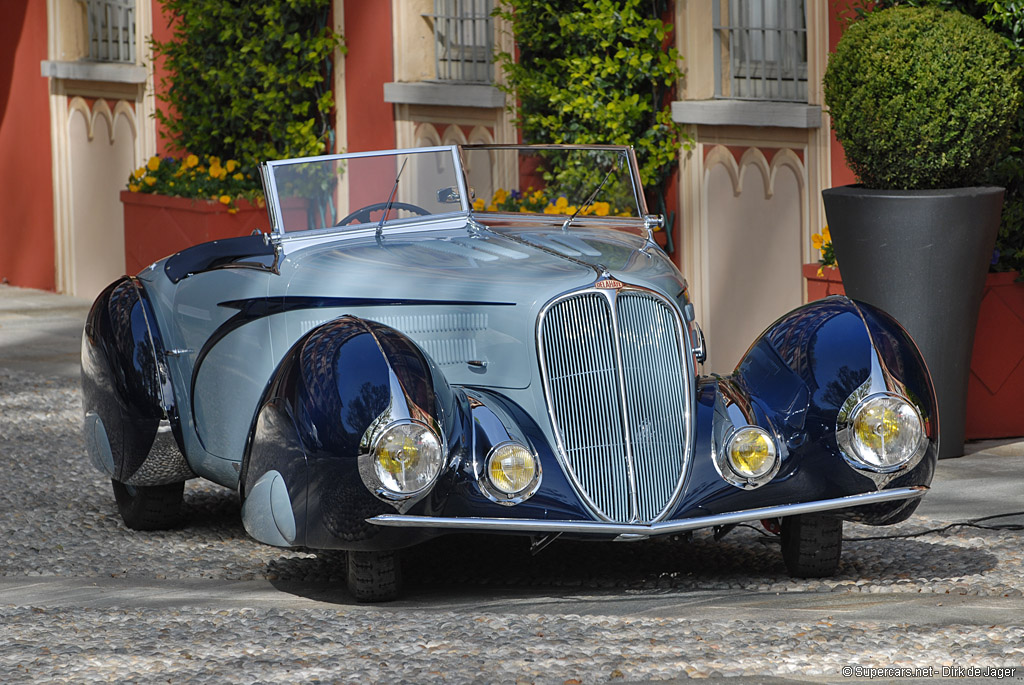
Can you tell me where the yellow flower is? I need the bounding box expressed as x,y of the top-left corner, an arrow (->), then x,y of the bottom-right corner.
144,176 -> 157,186
133,167 -> 146,179
233,173 -> 244,181
487,203 -> 498,211
822,225 -> 831,243
543,203 -> 559,214
593,201 -> 610,216
209,156 -> 221,167
817,266 -> 825,277
185,154 -> 199,168
129,183 -> 140,192
493,188 -> 508,203
554,196 -> 569,210
228,207 -> 238,215
812,233 -> 824,250
226,160 -> 238,173
473,198 -> 485,211
146,156 -> 160,172
218,195 -> 232,205
210,165 -> 223,179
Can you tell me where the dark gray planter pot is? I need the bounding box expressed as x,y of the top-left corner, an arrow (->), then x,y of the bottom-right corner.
822,185 -> 1004,460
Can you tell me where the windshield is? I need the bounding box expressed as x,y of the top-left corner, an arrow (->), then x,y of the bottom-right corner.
460,146 -> 642,219
263,147 -> 466,234
261,145 -> 646,238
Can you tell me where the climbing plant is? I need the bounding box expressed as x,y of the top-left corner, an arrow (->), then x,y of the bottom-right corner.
152,0 -> 344,192
494,0 -> 689,226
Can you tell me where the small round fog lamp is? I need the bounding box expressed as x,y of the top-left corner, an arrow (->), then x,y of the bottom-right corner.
372,421 -> 443,495
725,426 -> 778,479
487,443 -> 538,495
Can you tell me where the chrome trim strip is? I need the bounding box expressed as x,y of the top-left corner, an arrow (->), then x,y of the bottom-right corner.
366,487 -> 928,537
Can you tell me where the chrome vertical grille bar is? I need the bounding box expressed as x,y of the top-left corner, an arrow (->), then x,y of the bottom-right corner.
540,294 -> 630,522
539,286 -> 691,524
617,293 -> 688,522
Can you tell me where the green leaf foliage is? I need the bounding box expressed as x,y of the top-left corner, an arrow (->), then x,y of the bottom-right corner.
152,0 -> 345,193
494,0 -> 689,209
824,7 -> 1023,191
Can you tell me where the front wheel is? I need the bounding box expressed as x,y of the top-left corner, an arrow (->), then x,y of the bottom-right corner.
781,514 -> 842,578
111,480 -> 184,531
347,550 -> 402,602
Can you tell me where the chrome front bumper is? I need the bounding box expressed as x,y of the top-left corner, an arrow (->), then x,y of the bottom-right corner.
367,486 -> 926,540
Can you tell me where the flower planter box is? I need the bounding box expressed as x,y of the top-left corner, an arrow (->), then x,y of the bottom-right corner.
965,271 -> 1024,440
121,191 -> 268,275
804,263 -> 1024,441
802,263 -> 845,300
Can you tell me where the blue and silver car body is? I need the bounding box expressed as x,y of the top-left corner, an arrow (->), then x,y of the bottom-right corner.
82,145 -> 937,600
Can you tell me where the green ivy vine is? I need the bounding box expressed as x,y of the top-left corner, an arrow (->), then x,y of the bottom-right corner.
152,0 -> 345,191
494,0 -> 690,231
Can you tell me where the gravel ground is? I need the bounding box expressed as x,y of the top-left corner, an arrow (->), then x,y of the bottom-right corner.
2,366 -> 1024,683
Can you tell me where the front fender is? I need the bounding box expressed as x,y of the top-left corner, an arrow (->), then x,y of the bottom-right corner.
241,315 -> 465,550
676,297 -> 936,524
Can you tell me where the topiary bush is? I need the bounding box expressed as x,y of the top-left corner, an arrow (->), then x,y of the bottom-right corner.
824,6 -> 1022,190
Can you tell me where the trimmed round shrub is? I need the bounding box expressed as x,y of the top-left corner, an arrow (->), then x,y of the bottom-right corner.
824,7 -> 1023,190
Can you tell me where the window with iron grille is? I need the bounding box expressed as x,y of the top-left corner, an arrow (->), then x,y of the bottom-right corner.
80,0 -> 136,63
713,0 -> 807,102
425,0 -> 494,84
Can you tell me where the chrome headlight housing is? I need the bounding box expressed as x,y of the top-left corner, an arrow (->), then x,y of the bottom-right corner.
370,420 -> 444,496
715,425 -> 781,489
480,441 -> 541,505
837,392 -> 925,472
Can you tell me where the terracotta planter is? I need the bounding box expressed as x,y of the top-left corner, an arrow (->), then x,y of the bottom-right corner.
804,264 -> 1024,441
121,191 -> 268,274
966,271 -> 1024,440
802,263 -> 845,300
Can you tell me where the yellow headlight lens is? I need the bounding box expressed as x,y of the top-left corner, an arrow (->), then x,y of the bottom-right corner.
372,422 -> 443,494
487,443 -> 538,495
726,427 -> 777,479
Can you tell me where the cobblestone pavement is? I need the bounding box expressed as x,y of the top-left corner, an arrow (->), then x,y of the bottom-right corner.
2,366 -> 1024,682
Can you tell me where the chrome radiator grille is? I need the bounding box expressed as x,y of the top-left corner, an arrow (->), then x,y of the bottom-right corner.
539,288 -> 690,523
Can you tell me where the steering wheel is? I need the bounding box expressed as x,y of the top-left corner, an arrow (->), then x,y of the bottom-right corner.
336,201 -> 431,226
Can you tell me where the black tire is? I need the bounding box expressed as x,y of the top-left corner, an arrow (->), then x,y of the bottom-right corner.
111,479 -> 185,531
781,514 -> 843,578
346,550 -> 402,602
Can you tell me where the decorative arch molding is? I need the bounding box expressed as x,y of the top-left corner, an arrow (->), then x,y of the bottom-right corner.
467,125 -> 494,145
440,124 -> 468,146
413,122 -> 442,147
703,144 -> 806,201
67,97 -> 138,145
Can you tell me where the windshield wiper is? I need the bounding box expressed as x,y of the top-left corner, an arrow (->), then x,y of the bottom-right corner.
376,157 -> 409,241
561,159 -> 619,232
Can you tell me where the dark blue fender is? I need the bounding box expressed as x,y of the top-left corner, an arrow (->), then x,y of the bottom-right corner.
670,297 -> 937,525
240,315 -> 468,551
81,277 -> 191,485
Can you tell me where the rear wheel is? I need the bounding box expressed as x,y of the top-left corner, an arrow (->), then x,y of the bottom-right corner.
781,514 -> 842,578
346,550 -> 402,602
111,479 -> 184,531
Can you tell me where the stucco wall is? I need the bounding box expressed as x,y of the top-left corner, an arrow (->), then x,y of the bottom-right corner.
0,1 -> 56,290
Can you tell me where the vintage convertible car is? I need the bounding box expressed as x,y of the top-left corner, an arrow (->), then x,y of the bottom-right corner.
82,144 -> 937,601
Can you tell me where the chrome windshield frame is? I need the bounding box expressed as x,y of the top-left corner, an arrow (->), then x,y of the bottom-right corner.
261,145 -> 470,238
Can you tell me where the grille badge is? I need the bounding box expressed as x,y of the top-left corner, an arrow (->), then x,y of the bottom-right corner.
595,279 -> 624,290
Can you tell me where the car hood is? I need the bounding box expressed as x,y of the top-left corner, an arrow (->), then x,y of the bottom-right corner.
279,224 -> 686,305
273,223 -> 689,389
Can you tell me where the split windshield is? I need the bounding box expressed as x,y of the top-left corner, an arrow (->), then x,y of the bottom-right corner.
262,145 -> 643,236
